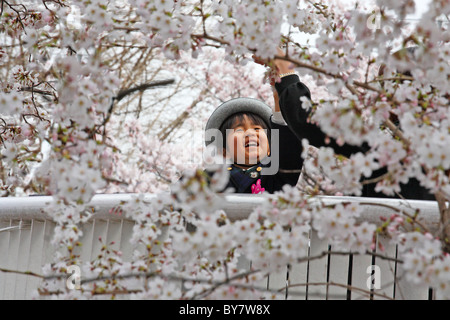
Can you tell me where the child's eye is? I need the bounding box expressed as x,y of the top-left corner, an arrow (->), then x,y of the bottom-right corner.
234,128 -> 244,133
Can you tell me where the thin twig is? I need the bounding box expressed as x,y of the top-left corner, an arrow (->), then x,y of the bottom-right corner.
0,267 -> 44,279
358,201 -> 431,234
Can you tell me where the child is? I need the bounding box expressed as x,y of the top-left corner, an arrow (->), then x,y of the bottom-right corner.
204,47 -> 437,200
204,94 -> 304,194
204,49 -> 369,195
203,50 -> 310,194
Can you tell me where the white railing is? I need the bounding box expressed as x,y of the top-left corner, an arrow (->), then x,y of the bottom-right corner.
0,194 -> 440,300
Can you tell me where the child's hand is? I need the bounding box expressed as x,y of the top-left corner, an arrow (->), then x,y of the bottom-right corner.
253,47 -> 294,76
273,47 -> 295,75
252,47 -> 295,86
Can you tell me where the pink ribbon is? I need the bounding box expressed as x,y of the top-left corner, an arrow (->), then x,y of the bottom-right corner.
251,179 -> 265,194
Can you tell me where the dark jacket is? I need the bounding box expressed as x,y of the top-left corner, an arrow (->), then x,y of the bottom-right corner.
208,74 -> 433,200
275,74 -> 434,200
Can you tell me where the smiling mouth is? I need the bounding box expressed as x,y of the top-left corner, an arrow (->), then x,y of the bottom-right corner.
245,141 -> 259,148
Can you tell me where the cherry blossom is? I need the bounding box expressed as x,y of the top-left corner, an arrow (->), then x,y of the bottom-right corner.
0,0 -> 449,300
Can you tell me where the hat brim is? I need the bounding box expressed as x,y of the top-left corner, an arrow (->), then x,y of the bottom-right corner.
205,97 -> 272,147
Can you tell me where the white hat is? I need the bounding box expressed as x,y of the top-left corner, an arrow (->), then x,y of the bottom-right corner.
204,97 -> 272,147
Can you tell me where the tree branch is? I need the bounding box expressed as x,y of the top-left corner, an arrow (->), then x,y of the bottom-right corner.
114,79 -> 175,103
101,79 -> 175,138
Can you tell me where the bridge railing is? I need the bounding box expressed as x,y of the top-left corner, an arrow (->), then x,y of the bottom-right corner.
0,194 -> 440,300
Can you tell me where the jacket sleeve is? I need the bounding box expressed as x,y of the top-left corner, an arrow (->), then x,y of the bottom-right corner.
274,74 -> 367,158
268,117 -> 303,188
270,118 -> 303,170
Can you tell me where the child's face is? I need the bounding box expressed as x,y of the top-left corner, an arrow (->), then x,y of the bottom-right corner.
224,115 -> 270,166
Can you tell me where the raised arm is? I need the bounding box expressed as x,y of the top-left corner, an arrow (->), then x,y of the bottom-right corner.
271,51 -> 366,158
